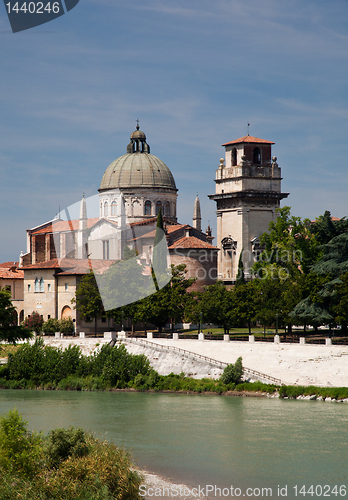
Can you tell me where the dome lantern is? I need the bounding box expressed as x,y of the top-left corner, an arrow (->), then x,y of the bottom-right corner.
127,122 -> 150,154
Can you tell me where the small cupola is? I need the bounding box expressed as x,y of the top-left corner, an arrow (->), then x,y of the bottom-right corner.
127,121 -> 150,154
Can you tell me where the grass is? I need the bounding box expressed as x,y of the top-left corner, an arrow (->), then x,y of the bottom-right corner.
0,344 -> 19,358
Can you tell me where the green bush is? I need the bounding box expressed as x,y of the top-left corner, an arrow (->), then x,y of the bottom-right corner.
0,410 -> 142,500
0,409 -> 43,478
220,357 -> 243,385
59,317 -> 75,334
46,427 -> 89,468
42,318 -> 60,335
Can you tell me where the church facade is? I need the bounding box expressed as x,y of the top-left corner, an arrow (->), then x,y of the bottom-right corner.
18,126 -> 218,332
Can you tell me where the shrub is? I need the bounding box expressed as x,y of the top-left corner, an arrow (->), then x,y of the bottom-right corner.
220,357 -> 243,385
42,318 -> 60,335
45,427 -> 89,468
0,409 -> 43,478
22,311 -> 43,333
59,317 -> 75,334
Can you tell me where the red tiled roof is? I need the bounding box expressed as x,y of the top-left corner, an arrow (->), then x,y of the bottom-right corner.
311,216 -> 343,223
168,236 -> 218,250
22,258 -> 118,274
222,135 -> 275,146
56,259 -> 118,275
31,218 -> 99,235
0,268 -> 24,279
0,261 -> 19,268
22,259 -> 62,270
130,224 -> 187,241
129,217 -> 177,228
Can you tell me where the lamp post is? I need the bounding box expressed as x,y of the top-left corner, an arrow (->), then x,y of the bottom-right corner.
276,313 -> 278,336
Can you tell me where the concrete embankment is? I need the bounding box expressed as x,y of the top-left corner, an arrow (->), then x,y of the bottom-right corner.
37,336 -> 348,387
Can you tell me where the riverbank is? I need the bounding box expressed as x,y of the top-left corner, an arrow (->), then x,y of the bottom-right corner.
37,337 -> 348,387
140,469 -> 209,500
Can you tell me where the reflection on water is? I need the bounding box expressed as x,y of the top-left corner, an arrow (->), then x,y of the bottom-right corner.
0,390 -> 346,499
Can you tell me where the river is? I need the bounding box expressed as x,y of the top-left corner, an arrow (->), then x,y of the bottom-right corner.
0,390 -> 346,499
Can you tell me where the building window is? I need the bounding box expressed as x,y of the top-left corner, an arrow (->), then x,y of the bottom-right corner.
65,283 -> 68,292
28,284 -> 31,293
40,278 -> 44,293
103,240 -> 110,260
156,201 -> 162,215
165,202 -> 170,216
102,316 -> 107,323
111,201 -> 117,216
144,200 -> 152,215
104,202 -> 108,217
253,147 -> 261,164
232,148 -> 237,166
34,278 -> 39,292
48,284 -> 51,292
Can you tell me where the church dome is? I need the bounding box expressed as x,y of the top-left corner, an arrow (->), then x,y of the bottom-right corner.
99,126 -> 177,192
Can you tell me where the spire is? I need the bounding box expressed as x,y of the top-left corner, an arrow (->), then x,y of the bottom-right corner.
193,193 -> 202,232
79,193 -> 87,224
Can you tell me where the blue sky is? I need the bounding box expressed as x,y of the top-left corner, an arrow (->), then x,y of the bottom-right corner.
0,0 -> 347,262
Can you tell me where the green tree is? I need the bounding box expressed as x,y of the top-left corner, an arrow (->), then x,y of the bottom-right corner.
310,210 -> 348,245
73,271 -> 104,332
290,232 -> 348,331
136,264 -> 195,332
0,290 -> 32,343
254,206 -> 318,277
230,281 -> 257,334
333,271 -> 348,332
196,281 -> 234,334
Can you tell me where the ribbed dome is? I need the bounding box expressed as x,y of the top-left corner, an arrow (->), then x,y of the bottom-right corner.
99,126 -> 177,191
100,152 -> 177,191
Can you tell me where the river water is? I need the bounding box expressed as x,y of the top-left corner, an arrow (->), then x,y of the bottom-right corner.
0,390 -> 346,499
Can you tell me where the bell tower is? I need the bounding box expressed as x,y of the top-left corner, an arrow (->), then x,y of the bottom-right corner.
209,134 -> 289,284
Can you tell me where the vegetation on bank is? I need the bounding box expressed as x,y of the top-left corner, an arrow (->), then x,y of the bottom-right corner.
0,339 -> 347,400
0,408 -> 141,500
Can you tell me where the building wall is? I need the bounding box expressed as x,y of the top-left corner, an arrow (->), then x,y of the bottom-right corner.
23,269 -> 57,321
99,188 -> 177,224
170,249 -> 218,291
57,275 -> 77,321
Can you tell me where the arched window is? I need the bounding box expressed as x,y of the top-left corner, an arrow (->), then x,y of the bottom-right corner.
253,147 -> 261,164
144,200 -> 152,216
40,278 -> 44,293
165,202 -> 170,216
156,201 -> 162,215
19,310 -> 24,323
232,148 -> 237,166
104,202 -> 108,217
34,278 -> 39,292
111,201 -> 117,216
